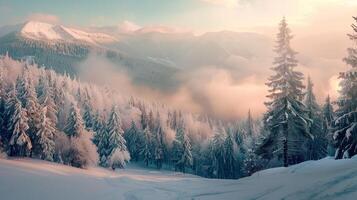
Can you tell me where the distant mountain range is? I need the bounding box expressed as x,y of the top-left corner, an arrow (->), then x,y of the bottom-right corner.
0,21 -> 272,90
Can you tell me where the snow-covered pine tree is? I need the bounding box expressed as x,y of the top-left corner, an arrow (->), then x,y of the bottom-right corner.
304,76 -> 327,160
16,70 -> 43,157
141,128 -> 152,166
140,106 -> 149,130
322,95 -> 335,156
36,73 -> 47,102
333,16 -> 357,159
37,77 -> 58,127
64,103 -> 85,138
223,132 -> 237,178
36,106 -> 56,161
323,95 -> 334,129
153,125 -> 165,169
0,67 -> 7,150
257,18 -> 311,167
53,79 -> 66,130
2,86 -> 17,149
92,111 -> 105,146
124,120 -> 143,162
107,106 -> 129,169
246,109 -> 254,138
176,125 -> 193,173
96,123 -> 110,167
148,110 -> 155,131
83,100 -> 94,131
211,126 -> 225,178
8,97 -> 32,157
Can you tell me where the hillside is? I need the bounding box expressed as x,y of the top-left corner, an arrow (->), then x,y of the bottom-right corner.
0,21 -> 272,90
0,157 -> 356,200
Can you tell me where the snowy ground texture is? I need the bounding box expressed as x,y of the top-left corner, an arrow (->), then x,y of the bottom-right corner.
0,157 -> 357,200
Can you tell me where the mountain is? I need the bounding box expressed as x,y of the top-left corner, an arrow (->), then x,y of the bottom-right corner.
0,21 -> 179,89
0,21 -> 273,90
20,21 -> 117,45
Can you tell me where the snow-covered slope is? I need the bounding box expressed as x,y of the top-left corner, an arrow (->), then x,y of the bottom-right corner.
0,157 -> 356,200
20,21 -> 117,45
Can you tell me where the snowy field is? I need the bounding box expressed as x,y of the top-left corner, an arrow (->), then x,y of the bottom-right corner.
0,157 -> 357,200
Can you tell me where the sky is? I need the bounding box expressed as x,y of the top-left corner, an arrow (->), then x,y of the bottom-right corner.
0,0 -> 355,32
1,0 -> 356,119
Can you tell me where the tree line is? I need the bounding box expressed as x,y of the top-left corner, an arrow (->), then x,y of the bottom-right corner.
0,16 -> 356,179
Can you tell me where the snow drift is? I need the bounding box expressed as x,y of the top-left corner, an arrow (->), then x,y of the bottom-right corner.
0,157 -> 356,200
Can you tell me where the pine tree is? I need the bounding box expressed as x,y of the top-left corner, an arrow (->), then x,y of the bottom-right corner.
16,71 -> 42,156
223,132 -> 237,178
92,111 -> 105,146
322,95 -> 335,156
333,16 -> 357,159
2,86 -> 17,149
178,132 -> 193,173
37,77 -> 58,129
153,126 -> 165,169
304,77 -> 327,160
83,101 -> 94,131
322,95 -> 334,128
211,126 -> 225,178
257,18 -> 311,167
107,106 -> 129,168
125,121 -> 143,162
8,97 -> 32,157
0,68 -> 7,150
36,106 -> 56,161
140,107 -> 149,130
64,103 -> 85,138
97,125 -> 110,167
141,128 -> 152,166
246,109 -> 254,138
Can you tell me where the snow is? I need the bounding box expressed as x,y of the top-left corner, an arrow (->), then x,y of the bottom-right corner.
0,157 -> 357,200
20,21 -> 117,45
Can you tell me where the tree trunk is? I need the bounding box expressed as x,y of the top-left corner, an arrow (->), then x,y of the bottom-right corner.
283,137 -> 288,167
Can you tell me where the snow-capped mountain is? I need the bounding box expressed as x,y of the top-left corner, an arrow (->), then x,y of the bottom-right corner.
20,21 -> 117,45
0,20 -> 273,90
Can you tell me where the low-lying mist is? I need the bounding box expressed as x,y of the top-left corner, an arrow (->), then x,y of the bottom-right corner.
77,53 -> 267,120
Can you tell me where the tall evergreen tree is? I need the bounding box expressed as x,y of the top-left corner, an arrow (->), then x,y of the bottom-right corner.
141,128 -> 152,166
178,132 -> 193,173
124,121 -> 143,162
304,77 -> 327,160
96,123 -> 110,167
64,103 -> 84,138
83,101 -> 94,131
333,16 -> 357,159
16,71 -> 42,156
153,126 -> 165,169
210,126 -> 226,178
322,95 -> 335,156
246,109 -> 254,138
322,95 -> 334,128
223,132 -> 237,178
36,106 -> 56,161
257,18 -> 311,167
0,68 -> 7,150
8,97 -> 32,157
107,106 -> 129,168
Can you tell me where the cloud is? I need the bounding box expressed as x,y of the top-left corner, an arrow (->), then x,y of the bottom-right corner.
117,21 -> 141,33
77,53 -> 265,120
136,25 -> 191,34
27,13 -> 60,24
181,68 -> 266,119
78,0 -> 355,120
200,0 -> 239,8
